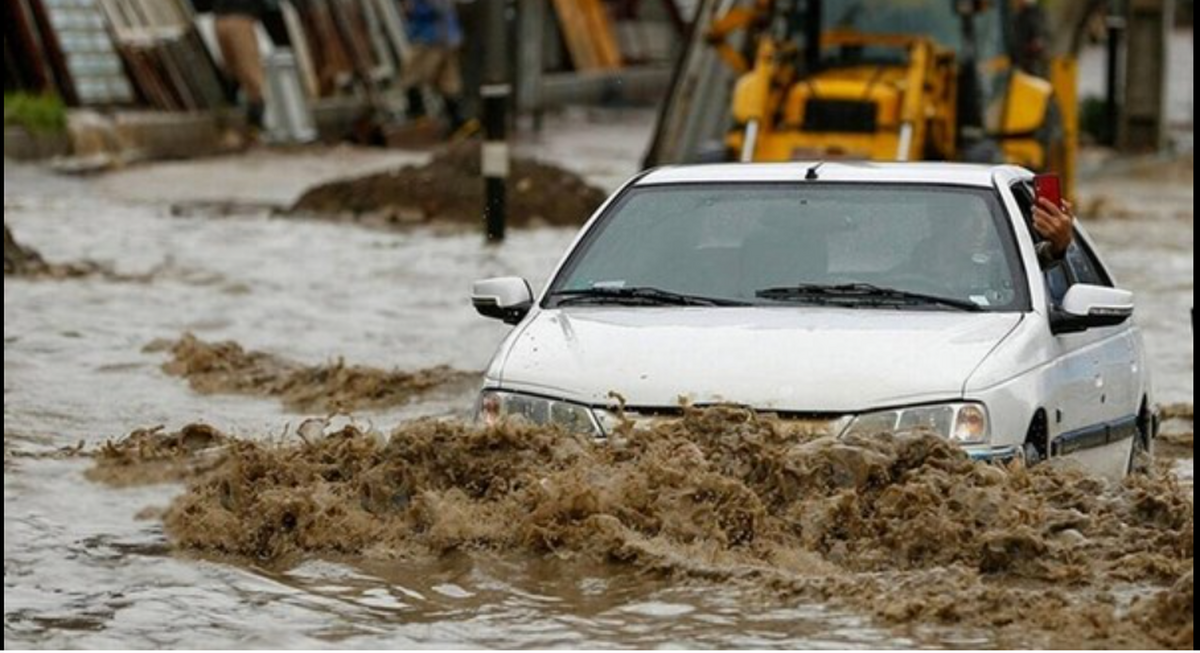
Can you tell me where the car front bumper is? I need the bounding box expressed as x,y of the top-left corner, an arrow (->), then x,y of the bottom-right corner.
963,444 -> 1023,464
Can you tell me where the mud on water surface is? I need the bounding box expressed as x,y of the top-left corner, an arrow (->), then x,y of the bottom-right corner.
93,406 -> 1193,649
289,141 -> 609,229
5,223 -> 156,281
87,424 -> 228,488
1156,405 -> 1194,463
150,334 -> 479,414
5,223 -> 102,279
1161,403 -> 1194,421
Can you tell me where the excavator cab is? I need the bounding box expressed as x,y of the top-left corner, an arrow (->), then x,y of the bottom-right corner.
647,0 -> 1077,196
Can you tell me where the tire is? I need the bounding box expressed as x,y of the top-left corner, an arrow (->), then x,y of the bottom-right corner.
1023,411 -> 1049,468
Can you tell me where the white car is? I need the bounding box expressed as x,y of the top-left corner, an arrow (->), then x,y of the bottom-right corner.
471,163 -> 1156,480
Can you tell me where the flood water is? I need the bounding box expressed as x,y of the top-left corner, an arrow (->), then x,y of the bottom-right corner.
3,160 -> 912,649
4,120 -> 1193,646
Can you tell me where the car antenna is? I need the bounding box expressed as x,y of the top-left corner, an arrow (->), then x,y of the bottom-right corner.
805,162 -> 825,181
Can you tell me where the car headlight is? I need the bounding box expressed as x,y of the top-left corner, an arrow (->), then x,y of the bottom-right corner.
841,402 -> 990,445
476,390 -> 602,436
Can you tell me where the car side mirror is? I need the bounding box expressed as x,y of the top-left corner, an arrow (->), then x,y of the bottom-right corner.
472,277 -> 534,325
1051,285 -> 1134,335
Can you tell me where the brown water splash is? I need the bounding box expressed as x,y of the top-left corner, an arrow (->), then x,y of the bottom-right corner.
148,407 -> 1192,648
1161,403 -> 1194,421
1159,431 -> 1194,461
154,334 -> 478,413
87,424 -> 229,487
1131,571 -> 1193,649
1157,403 -> 1193,461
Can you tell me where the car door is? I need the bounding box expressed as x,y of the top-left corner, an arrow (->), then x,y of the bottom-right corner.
1010,182 -> 1136,456
1064,232 -> 1141,438
1043,244 -> 1116,451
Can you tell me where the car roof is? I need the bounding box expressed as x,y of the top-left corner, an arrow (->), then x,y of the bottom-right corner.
637,162 -> 1030,188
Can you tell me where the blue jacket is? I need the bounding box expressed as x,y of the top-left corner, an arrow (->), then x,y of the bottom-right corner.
407,0 -> 463,48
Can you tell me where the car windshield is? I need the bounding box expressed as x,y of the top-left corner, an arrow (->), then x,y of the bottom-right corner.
548,183 -> 1027,312
819,0 -> 1006,65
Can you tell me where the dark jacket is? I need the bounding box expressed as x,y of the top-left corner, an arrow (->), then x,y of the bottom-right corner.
406,0 -> 463,47
1036,240 -> 1066,269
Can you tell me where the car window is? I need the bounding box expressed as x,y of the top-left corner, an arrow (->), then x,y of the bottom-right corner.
550,183 -> 1029,312
1044,260 -> 1071,304
1065,239 -> 1112,287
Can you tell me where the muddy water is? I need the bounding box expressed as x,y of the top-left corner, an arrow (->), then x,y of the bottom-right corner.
153,334 -> 478,414
4,161 -> 577,648
6,159 -> 900,648
5,132 -> 1193,647
6,457 -> 903,648
61,413 -> 1187,649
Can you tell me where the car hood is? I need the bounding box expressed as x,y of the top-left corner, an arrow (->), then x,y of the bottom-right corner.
497,307 -> 1023,413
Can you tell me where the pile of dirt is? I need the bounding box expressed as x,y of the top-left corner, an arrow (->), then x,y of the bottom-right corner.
154,334 -> 478,413
5,223 -> 47,275
146,406 -> 1192,648
289,141 -> 609,229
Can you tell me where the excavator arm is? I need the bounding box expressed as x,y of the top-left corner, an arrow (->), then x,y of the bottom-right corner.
704,0 -> 773,74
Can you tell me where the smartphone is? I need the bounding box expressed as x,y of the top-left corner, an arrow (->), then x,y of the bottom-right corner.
1034,173 -> 1063,210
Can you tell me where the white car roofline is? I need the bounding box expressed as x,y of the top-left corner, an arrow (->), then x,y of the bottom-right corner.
636,162 -> 1029,189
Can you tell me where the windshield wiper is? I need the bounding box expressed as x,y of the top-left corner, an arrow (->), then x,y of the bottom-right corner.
756,283 -> 985,312
552,287 -> 749,308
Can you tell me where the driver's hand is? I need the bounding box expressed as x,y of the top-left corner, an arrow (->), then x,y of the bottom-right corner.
1033,197 -> 1074,259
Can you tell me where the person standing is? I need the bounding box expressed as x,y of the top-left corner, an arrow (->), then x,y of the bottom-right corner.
402,0 -> 467,134
213,0 -> 269,130
1013,0 -> 1049,76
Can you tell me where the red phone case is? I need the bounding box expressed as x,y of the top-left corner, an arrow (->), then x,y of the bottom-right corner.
1034,174 -> 1063,209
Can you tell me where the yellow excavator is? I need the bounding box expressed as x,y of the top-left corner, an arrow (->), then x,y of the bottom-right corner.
646,0 -> 1078,196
